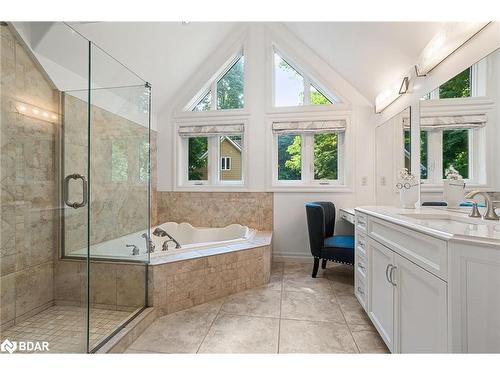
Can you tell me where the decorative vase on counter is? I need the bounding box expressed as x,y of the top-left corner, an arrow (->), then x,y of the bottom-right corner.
443,165 -> 465,208
396,168 -> 419,209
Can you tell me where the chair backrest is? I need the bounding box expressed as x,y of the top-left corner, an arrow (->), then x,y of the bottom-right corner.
305,202 -> 336,257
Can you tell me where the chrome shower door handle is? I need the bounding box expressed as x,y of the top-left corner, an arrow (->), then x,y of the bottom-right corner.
64,173 -> 88,209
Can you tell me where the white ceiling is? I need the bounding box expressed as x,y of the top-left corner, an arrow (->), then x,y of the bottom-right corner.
69,22 -> 238,113
284,22 -> 445,102
68,22 -> 446,111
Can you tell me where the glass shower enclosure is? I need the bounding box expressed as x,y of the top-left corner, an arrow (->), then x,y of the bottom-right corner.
0,22 -> 151,353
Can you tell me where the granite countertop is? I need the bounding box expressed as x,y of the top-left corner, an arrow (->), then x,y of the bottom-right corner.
355,205 -> 500,245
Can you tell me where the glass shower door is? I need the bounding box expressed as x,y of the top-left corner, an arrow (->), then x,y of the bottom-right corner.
86,43 -> 151,352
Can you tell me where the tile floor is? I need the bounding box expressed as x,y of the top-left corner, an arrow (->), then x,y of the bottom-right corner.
125,262 -> 389,354
0,305 -> 134,353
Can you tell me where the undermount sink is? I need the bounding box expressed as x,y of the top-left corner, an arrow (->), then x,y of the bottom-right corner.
398,213 -> 483,225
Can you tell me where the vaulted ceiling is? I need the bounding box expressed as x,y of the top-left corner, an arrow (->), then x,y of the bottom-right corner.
62,22 -> 445,112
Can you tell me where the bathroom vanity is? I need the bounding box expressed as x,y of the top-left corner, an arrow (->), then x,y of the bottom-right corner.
354,206 -> 500,353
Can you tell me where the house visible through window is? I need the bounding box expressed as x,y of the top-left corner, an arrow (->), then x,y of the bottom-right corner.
274,50 -> 338,107
190,53 -> 244,112
181,126 -> 244,185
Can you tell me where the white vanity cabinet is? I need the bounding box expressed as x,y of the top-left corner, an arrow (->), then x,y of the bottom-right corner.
356,210 -> 449,353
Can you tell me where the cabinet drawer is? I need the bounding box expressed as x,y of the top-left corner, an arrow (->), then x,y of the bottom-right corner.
356,212 -> 368,233
356,253 -> 368,280
368,217 -> 447,280
340,210 -> 355,224
356,232 -> 367,258
355,276 -> 367,309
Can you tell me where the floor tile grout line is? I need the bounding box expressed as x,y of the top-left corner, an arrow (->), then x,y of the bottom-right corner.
328,273 -> 361,353
195,298 -> 226,354
277,263 -> 284,354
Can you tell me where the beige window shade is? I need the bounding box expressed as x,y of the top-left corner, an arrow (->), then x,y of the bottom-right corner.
420,114 -> 487,131
272,119 -> 346,134
178,124 -> 244,137
402,117 -> 410,130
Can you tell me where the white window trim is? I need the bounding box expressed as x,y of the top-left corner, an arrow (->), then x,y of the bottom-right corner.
419,97 -> 494,192
266,113 -> 353,192
185,50 -> 245,113
175,118 -> 248,191
270,45 -> 342,111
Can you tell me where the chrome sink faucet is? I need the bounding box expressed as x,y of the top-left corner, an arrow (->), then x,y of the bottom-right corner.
464,191 -> 499,220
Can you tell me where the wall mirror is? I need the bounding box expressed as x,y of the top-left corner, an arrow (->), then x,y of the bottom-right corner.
375,107 -> 411,205
419,48 -> 499,206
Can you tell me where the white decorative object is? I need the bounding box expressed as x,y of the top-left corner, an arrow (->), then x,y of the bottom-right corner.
396,168 -> 419,209
444,165 -> 465,208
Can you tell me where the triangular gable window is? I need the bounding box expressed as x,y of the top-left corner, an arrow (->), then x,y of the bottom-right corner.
189,53 -> 244,112
274,49 -> 339,107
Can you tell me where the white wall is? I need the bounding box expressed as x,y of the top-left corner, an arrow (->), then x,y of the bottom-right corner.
156,23 -> 375,261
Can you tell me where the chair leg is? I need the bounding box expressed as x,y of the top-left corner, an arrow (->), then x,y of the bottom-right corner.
321,259 -> 327,269
312,258 -> 320,278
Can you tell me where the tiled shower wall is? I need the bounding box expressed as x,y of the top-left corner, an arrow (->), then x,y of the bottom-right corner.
0,24 -> 59,328
156,192 -> 273,231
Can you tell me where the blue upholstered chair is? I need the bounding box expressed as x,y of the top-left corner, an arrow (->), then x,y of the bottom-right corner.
305,202 -> 355,278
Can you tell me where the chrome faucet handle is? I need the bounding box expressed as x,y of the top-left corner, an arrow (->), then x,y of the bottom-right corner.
126,244 -> 140,256
468,202 -> 481,218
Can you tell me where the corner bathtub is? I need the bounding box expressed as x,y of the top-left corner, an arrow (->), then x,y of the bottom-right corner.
67,222 -> 256,261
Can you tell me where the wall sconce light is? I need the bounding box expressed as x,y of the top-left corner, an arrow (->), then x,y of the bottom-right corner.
375,76 -> 410,114
415,22 -> 489,77
15,101 -> 59,124
399,76 -> 410,94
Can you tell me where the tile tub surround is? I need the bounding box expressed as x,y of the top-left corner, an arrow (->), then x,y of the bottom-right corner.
156,192 -> 273,231
1,25 -> 59,327
125,262 -> 388,353
53,260 -> 147,310
148,233 -> 273,315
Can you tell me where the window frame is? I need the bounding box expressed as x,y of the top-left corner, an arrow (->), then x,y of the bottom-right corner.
220,156 -> 232,171
272,47 -> 341,109
176,120 -> 248,190
270,114 -> 349,190
420,127 -> 481,185
188,51 -> 245,113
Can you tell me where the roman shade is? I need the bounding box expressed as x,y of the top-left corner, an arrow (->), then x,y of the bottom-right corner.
272,119 -> 347,134
420,114 -> 487,131
178,123 -> 244,137
402,117 -> 410,130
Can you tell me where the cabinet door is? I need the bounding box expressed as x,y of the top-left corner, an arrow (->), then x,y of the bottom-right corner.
393,253 -> 448,353
368,239 -> 395,352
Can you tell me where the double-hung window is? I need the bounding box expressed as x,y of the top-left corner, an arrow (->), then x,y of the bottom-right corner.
272,119 -> 346,186
179,123 -> 244,186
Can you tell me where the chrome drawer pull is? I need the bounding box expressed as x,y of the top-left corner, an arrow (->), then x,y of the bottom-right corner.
357,287 -> 364,295
385,264 -> 393,284
390,266 -> 397,286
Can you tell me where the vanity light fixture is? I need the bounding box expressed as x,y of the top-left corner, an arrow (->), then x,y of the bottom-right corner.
375,75 -> 411,114
415,22 -> 490,77
399,76 -> 410,94
14,101 -> 59,124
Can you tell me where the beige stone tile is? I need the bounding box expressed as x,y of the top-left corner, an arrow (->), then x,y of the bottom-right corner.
350,324 -> 389,353
337,295 -> 371,325
198,314 -> 279,353
128,299 -> 223,353
279,319 -> 358,353
116,264 -> 146,307
283,274 -> 334,296
281,291 -> 344,323
220,287 -> 281,318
